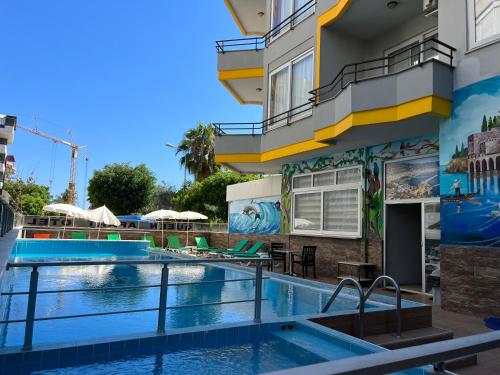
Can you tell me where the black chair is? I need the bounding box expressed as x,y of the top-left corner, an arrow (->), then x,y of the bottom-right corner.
268,242 -> 286,272
292,246 -> 317,278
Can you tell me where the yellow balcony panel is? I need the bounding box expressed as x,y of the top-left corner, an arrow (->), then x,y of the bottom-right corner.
224,0 -> 266,36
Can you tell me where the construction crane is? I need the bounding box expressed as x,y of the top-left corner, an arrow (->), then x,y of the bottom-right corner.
16,124 -> 83,205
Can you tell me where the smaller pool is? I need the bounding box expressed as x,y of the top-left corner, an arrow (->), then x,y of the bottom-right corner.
3,321 -> 430,375
12,239 -> 149,258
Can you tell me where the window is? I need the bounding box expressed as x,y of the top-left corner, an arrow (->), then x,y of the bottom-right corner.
292,166 -> 363,237
468,0 -> 500,47
268,51 -> 313,127
271,0 -> 315,38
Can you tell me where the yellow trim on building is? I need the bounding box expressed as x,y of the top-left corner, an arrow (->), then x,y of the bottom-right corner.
314,96 -> 451,142
216,96 -> 452,163
218,68 -> 264,81
315,0 -> 353,89
224,0 -> 249,36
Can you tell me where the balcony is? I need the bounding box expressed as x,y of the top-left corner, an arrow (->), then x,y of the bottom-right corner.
215,39 -> 455,173
217,49 -> 264,105
223,0 -> 267,36
0,115 -> 15,144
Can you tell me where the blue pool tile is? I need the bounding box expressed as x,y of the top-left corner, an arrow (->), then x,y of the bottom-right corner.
23,350 -> 43,364
4,352 -> 23,365
124,339 -> 141,353
154,335 -> 167,348
205,330 -> 217,346
41,348 -> 60,363
76,345 -> 94,360
178,332 -> 193,349
59,347 -> 77,366
192,331 -> 204,347
139,336 -> 155,350
93,343 -> 110,359
109,340 -> 125,355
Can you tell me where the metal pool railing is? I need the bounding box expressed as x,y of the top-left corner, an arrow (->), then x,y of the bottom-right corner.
1,257 -> 270,351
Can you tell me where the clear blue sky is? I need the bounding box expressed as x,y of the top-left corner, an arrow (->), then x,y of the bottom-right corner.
0,1 -> 261,207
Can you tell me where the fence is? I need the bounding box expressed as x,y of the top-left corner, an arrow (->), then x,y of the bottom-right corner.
2,257 -> 270,350
0,203 -> 15,237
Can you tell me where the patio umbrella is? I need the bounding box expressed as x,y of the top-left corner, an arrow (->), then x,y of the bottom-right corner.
142,210 -> 180,248
176,211 -> 208,246
86,205 -> 121,239
43,203 -> 89,238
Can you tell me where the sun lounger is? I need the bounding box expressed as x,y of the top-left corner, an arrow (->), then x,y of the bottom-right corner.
141,234 -> 163,250
71,232 -> 88,240
33,233 -> 51,239
167,235 -> 191,252
230,242 -> 266,258
214,239 -> 250,255
107,233 -> 121,240
194,236 -> 225,252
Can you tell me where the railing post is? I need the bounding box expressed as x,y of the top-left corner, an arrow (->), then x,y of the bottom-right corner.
396,286 -> 402,338
23,266 -> 39,351
359,296 -> 365,339
157,264 -> 169,334
254,262 -> 263,323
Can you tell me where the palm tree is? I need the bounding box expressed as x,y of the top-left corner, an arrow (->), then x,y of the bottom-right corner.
176,123 -> 219,182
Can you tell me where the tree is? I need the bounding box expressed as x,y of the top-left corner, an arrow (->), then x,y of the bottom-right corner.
481,115 -> 488,132
172,171 -> 258,221
3,176 -> 51,215
87,163 -> 156,215
487,116 -> 494,131
176,123 -> 219,182
143,182 -> 177,212
53,188 -> 76,204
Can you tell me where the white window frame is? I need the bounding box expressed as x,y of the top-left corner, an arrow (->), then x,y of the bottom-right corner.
291,165 -> 363,238
267,49 -> 314,129
384,27 -> 439,74
270,0 -> 316,42
467,0 -> 500,49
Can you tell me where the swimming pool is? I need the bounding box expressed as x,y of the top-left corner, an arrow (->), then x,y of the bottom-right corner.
0,240 -> 414,349
2,321 -> 430,375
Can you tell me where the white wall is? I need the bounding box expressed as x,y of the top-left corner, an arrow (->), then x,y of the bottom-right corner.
226,175 -> 282,202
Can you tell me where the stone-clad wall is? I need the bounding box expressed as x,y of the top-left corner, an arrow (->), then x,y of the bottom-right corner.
441,245 -> 500,316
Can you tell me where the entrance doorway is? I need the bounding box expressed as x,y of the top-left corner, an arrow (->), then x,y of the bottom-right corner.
385,204 -> 422,289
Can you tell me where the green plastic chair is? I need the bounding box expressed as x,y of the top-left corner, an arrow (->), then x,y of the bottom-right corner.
218,239 -> 250,254
141,234 -> 163,250
167,236 -> 191,252
195,237 -> 225,252
71,232 -> 87,240
107,233 -> 121,240
232,242 -> 265,258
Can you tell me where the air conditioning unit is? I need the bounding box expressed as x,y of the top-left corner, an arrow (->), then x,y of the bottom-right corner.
423,0 -> 438,16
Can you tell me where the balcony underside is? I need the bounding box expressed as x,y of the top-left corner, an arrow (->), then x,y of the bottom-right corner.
224,0 -> 266,36
219,75 -> 264,105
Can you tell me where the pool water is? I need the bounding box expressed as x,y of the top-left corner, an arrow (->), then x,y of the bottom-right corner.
0,240 -> 387,348
14,324 -> 425,375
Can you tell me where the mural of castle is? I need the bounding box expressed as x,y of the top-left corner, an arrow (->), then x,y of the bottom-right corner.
366,135 -> 440,239
440,75 -> 500,246
281,148 -> 365,234
228,196 -> 281,235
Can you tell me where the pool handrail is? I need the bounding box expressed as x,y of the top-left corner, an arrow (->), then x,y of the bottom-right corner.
364,275 -> 402,338
321,277 -> 365,338
3,257 -> 271,351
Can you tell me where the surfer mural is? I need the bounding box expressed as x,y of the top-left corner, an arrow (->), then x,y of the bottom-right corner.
228,197 -> 281,234
440,75 -> 500,246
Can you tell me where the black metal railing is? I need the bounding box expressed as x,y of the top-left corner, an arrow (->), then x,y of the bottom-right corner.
310,38 -> 456,104
214,39 -> 455,136
0,202 -> 14,236
213,101 -> 313,135
216,0 -> 316,53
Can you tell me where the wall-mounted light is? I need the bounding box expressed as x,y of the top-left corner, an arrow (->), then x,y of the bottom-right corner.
257,11 -> 265,17
386,1 -> 399,9
256,88 -> 262,92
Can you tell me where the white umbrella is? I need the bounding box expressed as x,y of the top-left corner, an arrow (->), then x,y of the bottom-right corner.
142,210 -> 180,248
86,205 -> 121,239
176,211 -> 208,246
43,203 -> 89,238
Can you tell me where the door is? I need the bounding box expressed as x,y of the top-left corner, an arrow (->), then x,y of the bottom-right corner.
385,204 -> 422,287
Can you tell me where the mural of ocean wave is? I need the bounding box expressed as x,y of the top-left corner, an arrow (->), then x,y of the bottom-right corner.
229,198 -> 281,235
